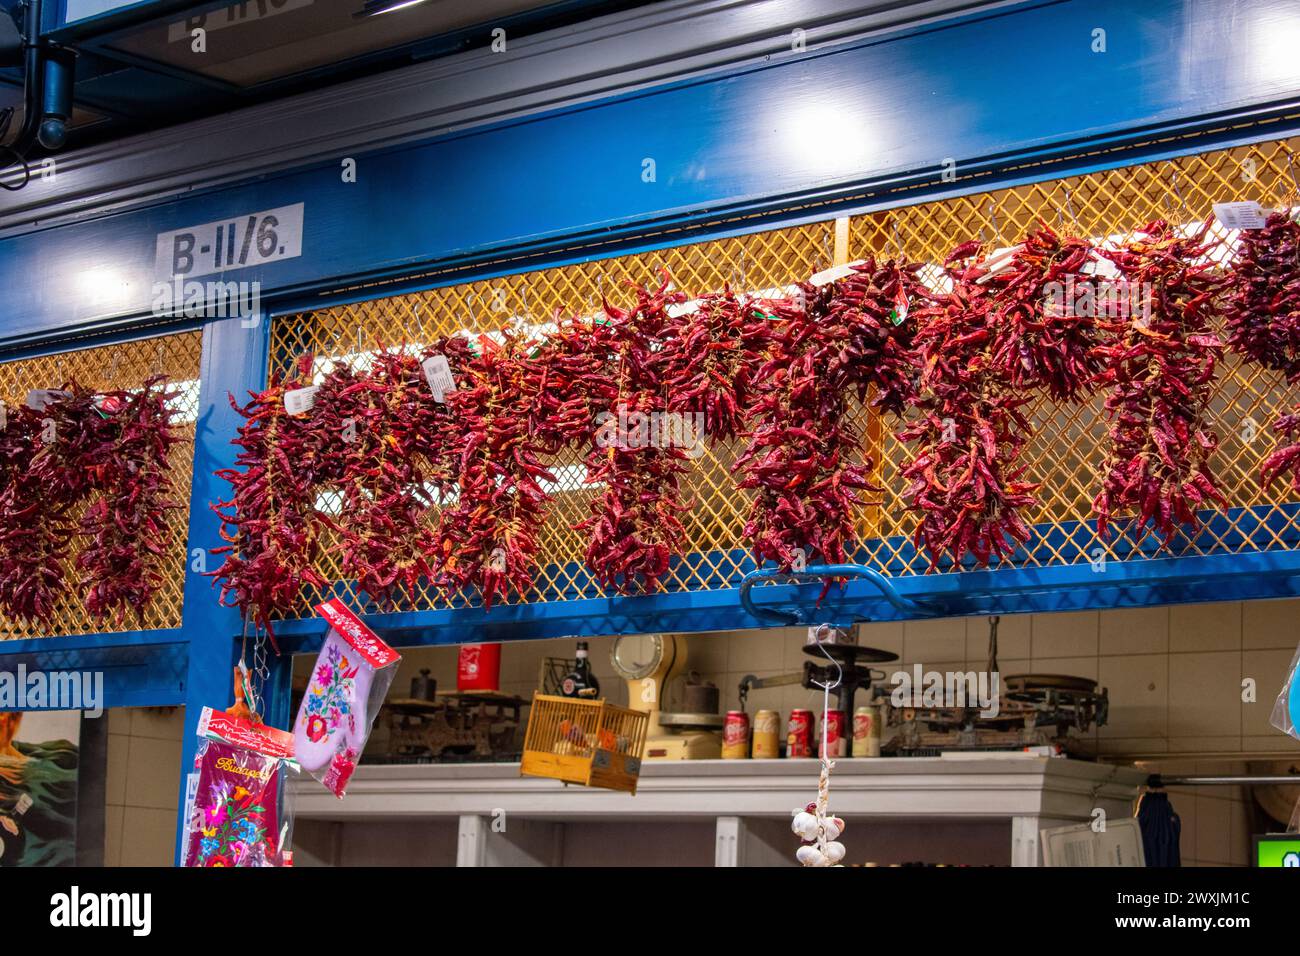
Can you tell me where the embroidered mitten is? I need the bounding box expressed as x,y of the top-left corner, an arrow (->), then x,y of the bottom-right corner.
294,600 -> 401,797
295,627 -> 372,774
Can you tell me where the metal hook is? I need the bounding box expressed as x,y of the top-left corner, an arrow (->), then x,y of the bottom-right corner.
987,201 -> 999,243
1171,170 -> 1192,221
1064,186 -> 1080,233
891,218 -> 905,261
1285,149 -> 1300,210
809,627 -> 844,692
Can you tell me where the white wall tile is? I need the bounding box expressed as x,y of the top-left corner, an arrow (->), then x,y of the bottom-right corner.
1169,602 -> 1241,652
1099,607 -> 1169,655
1032,611 -> 1099,658
1243,598 -> 1300,650
1168,652 -> 1242,737
1099,653 -> 1167,739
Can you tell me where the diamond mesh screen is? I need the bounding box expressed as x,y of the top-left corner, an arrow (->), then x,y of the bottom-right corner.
0,330 -> 202,639
271,136 -> 1300,614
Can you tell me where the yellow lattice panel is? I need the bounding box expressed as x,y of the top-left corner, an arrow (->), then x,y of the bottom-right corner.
275,135 -> 1300,611
0,331 -> 201,639
852,136 -> 1300,574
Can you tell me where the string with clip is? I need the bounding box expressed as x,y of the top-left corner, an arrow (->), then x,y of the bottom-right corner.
809,630 -> 844,863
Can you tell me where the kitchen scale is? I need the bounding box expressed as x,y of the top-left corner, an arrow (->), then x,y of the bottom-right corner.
610,633 -> 722,759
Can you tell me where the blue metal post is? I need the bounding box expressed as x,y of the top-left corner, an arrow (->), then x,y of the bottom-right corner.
173,311 -> 271,865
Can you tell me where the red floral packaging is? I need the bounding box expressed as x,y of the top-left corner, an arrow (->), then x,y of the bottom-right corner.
183,707 -> 296,867
293,599 -> 400,798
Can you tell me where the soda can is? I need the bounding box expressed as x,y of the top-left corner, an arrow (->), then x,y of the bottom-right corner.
787,709 -> 815,758
852,705 -> 881,757
824,709 -> 848,758
722,711 -> 751,759
751,710 -> 780,758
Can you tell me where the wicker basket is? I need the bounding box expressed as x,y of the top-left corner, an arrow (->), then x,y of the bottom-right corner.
519,693 -> 649,793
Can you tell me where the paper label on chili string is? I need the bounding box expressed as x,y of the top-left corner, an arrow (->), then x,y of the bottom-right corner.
421,354 -> 456,403
283,385 -> 319,416
25,389 -> 69,411
1213,201 -> 1269,231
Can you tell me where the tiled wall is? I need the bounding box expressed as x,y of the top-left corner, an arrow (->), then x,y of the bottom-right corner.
104,707 -> 183,867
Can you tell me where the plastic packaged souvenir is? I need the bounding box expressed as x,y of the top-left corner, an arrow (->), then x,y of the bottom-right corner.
294,599 -> 401,797
1269,641 -> 1300,741
183,707 -> 296,867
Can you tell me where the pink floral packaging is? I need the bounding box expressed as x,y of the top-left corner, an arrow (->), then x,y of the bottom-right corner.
183,708 -> 297,867
294,599 -> 401,798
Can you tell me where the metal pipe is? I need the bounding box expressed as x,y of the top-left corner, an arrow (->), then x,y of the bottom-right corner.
1148,774 -> 1299,787
739,564 -> 941,625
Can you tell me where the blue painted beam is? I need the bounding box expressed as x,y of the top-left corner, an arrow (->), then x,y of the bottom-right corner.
6,0 -> 1300,345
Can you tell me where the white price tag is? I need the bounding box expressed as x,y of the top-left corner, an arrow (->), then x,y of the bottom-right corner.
974,245 -> 1023,284
809,260 -> 864,287
1083,252 -> 1121,278
25,389 -> 69,411
1213,201 -> 1269,231
283,385 -> 319,416
421,354 -> 456,403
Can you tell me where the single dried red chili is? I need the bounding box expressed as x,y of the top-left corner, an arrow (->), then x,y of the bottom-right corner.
1091,219 -> 1227,545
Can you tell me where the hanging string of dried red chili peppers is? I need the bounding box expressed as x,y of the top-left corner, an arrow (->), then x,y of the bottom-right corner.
901,243 -> 1039,569
1091,219 -> 1227,544
76,378 -> 183,625
986,223 -> 1107,401
210,354 -> 329,636
312,350 -> 441,605
441,335 -> 557,607
657,286 -> 772,442
737,258 -> 923,569
575,273 -> 693,592
1223,211 -> 1300,493
0,385 -> 111,623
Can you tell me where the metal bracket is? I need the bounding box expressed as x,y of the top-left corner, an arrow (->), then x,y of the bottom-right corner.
738,564 -> 944,626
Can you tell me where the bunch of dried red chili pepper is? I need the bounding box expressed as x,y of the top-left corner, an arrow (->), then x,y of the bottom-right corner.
985,224 -> 1106,401
737,258 -> 924,569
0,385 -> 107,624
76,377 -> 182,625
1091,219 -> 1227,544
1222,211 -> 1300,494
572,273 -> 694,592
311,349 -> 444,605
210,354 -> 330,636
656,287 -> 772,442
900,242 -> 1039,569
441,335 -> 557,606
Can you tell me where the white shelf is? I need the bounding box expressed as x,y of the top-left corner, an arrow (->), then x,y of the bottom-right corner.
292,757 -> 1146,865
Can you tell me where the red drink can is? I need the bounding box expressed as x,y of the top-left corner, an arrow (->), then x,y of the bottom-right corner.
722,711 -> 750,759
456,643 -> 501,691
824,709 -> 848,758
787,709 -> 815,758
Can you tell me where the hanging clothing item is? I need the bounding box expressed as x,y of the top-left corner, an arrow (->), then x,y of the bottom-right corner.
1136,790 -> 1182,867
